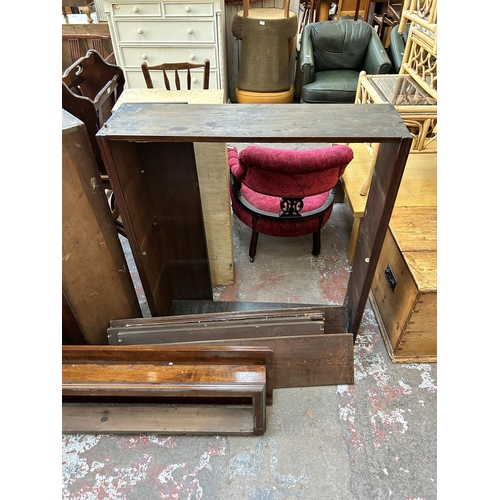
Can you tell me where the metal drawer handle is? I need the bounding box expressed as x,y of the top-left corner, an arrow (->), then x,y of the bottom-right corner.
384,265 -> 397,291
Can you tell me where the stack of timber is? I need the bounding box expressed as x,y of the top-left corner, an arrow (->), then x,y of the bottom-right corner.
62,345 -> 274,435
107,301 -> 355,388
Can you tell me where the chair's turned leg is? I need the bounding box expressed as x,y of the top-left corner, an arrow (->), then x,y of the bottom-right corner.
312,215 -> 324,256
249,215 -> 259,262
312,229 -> 321,256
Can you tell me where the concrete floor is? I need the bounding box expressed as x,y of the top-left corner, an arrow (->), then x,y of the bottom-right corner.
62,143 -> 437,499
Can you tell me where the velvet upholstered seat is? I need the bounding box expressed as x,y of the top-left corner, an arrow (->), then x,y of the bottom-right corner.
228,144 -> 354,261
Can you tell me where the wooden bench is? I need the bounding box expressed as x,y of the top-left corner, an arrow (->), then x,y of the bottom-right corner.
62,345 -> 273,435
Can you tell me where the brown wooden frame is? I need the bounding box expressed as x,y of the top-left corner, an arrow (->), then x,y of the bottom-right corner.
96,102 -> 412,340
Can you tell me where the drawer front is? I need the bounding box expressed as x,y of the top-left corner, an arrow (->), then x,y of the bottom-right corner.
125,69 -> 218,89
163,2 -> 214,17
371,229 -> 418,351
121,45 -> 217,67
111,2 -> 162,17
115,20 -> 215,43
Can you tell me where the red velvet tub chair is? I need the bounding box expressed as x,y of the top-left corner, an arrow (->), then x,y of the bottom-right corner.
228,144 -> 354,261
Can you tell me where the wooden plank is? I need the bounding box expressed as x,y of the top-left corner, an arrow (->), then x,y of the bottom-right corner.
168,300 -> 347,333
62,110 -> 142,344
63,345 -> 274,404
62,405 -> 259,435
104,303 -> 352,387
98,139 -> 213,316
111,89 -> 233,286
98,103 -> 411,143
62,345 -> 273,434
127,334 -> 355,388
109,317 -> 326,345
63,363 -> 266,388
345,138 -> 412,339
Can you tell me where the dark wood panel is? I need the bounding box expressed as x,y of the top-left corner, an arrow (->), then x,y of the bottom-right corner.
109,318 -> 325,345
99,103 -> 411,143
345,140 -> 412,338
62,110 -> 142,343
165,334 -> 354,388
168,300 -> 347,332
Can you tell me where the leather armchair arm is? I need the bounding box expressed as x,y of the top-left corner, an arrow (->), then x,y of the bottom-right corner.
389,24 -> 407,73
363,30 -> 392,75
298,25 -> 315,85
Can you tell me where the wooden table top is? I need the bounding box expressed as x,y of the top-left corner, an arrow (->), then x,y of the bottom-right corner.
99,102 -> 412,143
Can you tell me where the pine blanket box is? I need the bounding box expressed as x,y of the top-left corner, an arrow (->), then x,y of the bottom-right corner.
370,205 -> 437,363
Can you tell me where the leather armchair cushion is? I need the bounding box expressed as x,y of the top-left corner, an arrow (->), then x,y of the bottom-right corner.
389,23 -> 410,74
301,70 -> 360,103
310,21 -> 373,72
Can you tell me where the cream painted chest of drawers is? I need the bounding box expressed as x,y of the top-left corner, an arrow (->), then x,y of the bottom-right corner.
102,0 -> 227,99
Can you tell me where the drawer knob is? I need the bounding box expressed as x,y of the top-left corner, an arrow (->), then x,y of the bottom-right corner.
190,54 -> 195,60
187,28 -> 193,34
142,54 -> 148,60
192,78 -> 198,83
185,6 -> 191,12
137,28 -> 144,34
133,6 -> 139,13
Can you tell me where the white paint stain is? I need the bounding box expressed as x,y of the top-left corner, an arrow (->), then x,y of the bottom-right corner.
228,437 -> 311,489
405,364 -> 437,393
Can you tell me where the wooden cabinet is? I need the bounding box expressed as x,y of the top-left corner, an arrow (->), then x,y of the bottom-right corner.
102,0 -> 227,99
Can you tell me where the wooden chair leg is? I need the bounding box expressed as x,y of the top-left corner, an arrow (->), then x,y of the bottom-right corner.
249,215 -> 260,262
312,229 -> 321,255
312,215 -> 324,256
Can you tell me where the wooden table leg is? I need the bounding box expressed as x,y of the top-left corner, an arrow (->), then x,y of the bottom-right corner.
347,217 -> 362,265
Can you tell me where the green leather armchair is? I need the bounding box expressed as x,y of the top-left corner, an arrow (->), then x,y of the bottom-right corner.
389,23 -> 410,74
299,20 -> 392,103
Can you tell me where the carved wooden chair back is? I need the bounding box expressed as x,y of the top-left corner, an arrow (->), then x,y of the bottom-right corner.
141,59 -> 210,90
